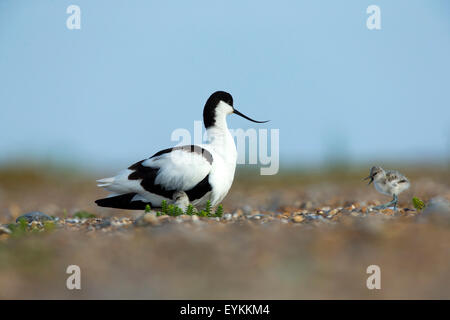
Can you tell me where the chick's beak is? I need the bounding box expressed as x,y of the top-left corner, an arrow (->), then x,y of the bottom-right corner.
363,175 -> 374,185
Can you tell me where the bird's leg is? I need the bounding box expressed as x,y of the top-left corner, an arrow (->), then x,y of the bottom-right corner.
373,194 -> 398,211
392,194 -> 398,211
173,191 -> 190,212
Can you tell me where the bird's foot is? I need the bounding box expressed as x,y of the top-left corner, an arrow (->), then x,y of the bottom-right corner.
373,204 -> 389,210
173,191 -> 190,212
373,201 -> 398,211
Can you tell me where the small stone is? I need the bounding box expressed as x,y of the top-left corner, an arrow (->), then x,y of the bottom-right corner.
0,225 -> 11,235
381,209 -> 394,215
30,220 -> 41,227
242,205 -> 252,215
175,216 -> 183,223
16,211 -> 53,223
328,209 -> 339,216
97,219 -> 112,228
361,207 -> 368,213
158,215 -> 170,223
233,209 -> 243,217
138,214 -> 159,225
292,215 -> 305,223
65,218 -> 80,224
191,215 -> 200,222
223,213 -> 232,221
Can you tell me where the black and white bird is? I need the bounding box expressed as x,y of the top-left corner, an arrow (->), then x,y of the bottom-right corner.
95,91 -> 268,211
364,166 -> 410,210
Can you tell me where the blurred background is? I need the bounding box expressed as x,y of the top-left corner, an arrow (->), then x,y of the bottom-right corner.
0,0 -> 450,300
0,0 -> 449,171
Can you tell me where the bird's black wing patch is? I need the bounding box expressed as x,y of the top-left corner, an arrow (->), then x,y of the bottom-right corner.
127,145 -> 213,200
185,174 -> 212,201
128,161 -> 175,199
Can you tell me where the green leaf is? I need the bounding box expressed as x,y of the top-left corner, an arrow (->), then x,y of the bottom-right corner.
412,197 -> 425,211
145,204 -> 151,213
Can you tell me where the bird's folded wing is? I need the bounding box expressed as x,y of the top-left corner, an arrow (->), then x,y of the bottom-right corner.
133,145 -> 213,192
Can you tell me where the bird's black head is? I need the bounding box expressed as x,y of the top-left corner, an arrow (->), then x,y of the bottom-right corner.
364,166 -> 384,185
203,91 -> 233,128
203,91 -> 268,128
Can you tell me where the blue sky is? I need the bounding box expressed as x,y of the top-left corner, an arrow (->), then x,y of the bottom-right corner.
0,0 -> 449,170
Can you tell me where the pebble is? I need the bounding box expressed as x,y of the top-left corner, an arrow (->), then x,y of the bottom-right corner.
0,225 -> 11,235
223,213 -> 232,221
16,211 -> 53,223
249,214 -> 265,220
328,208 -> 339,216
242,205 -> 253,215
65,218 -> 80,224
97,219 -> 112,228
158,215 -> 170,223
233,209 -> 243,217
134,214 -> 159,226
292,215 -> 305,223
381,209 -> 394,215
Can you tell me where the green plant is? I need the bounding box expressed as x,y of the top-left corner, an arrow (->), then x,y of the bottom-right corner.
155,201 -> 222,218
412,197 -> 426,211
145,204 -> 151,213
8,218 -> 28,237
214,204 -> 224,217
185,204 -> 194,215
73,211 -> 96,219
204,200 -> 211,216
197,210 -> 208,217
161,200 -> 168,214
43,221 -> 56,232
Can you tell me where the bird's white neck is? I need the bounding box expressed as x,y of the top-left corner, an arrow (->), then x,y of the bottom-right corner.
205,115 -> 237,164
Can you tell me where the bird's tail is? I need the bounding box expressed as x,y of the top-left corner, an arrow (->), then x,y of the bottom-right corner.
95,193 -> 150,210
96,177 -> 115,187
